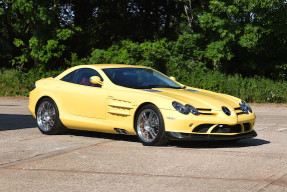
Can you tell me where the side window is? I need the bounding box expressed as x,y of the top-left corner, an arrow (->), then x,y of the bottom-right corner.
61,70 -> 76,82
72,68 -> 103,87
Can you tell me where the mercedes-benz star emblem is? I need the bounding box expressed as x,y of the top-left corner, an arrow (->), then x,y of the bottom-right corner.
222,106 -> 231,116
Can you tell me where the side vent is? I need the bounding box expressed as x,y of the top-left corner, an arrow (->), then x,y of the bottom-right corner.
107,98 -> 133,117
114,128 -> 131,135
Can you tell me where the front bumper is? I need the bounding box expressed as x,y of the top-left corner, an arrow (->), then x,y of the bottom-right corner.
166,130 -> 257,141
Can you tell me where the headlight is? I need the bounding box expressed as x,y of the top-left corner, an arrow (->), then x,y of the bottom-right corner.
186,104 -> 199,115
172,101 -> 189,114
172,101 -> 199,115
239,100 -> 252,114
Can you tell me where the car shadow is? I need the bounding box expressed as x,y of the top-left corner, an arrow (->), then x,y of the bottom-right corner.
168,138 -> 270,148
0,114 -> 37,131
68,130 -> 139,143
68,130 -> 270,148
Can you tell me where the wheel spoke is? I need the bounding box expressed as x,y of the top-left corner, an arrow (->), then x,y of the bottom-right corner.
43,121 -> 48,130
144,131 -> 149,140
49,111 -> 55,116
151,119 -> 158,127
148,111 -> 154,121
149,129 -> 156,139
44,103 -> 49,111
48,119 -> 54,127
142,113 -> 148,121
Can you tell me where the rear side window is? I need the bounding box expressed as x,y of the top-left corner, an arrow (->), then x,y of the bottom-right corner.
72,68 -> 103,87
61,70 -> 76,82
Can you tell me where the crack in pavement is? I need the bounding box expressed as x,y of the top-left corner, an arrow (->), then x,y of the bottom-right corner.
2,166 -> 270,184
0,140 -> 114,169
251,167 -> 287,191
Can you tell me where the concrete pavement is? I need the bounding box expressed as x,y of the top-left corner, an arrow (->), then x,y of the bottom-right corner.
0,98 -> 287,191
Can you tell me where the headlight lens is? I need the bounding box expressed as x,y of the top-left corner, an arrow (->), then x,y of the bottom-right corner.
186,104 -> 199,115
239,100 -> 252,114
172,101 -> 189,114
172,101 -> 199,115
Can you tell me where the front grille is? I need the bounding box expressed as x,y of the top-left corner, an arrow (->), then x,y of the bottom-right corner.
243,123 -> 251,132
192,124 -> 213,133
211,124 -> 242,133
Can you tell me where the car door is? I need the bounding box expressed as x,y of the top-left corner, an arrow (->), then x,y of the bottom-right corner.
58,68 -> 107,119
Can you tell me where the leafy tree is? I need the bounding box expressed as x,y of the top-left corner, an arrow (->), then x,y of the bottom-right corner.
0,1 -> 15,68
4,0 -> 78,70
1,0 -> 287,81
184,0 -> 287,78
70,0 -> 184,57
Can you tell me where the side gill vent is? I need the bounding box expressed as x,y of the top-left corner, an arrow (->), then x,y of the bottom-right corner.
197,108 -> 216,115
114,128 -> 131,135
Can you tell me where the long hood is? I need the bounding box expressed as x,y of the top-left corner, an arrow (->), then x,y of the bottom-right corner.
151,88 -> 241,111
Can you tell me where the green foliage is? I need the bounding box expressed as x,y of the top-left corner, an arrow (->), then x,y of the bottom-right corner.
1,66 -> 286,103
1,0 -> 287,103
57,36 -> 287,103
12,26 -> 78,69
89,39 -> 171,73
182,0 -> 287,78
0,69 -> 24,96
7,0 -> 80,69
179,67 -> 287,103
0,68 -> 62,96
65,53 -> 89,67
238,25 -> 261,49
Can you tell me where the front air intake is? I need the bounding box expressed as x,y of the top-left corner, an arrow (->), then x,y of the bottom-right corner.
211,124 -> 242,133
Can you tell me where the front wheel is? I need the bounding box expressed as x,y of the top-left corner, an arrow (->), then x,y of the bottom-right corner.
135,104 -> 167,146
36,98 -> 65,135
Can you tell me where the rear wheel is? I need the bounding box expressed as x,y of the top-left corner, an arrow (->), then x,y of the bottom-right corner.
36,98 -> 65,135
135,104 -> 167,146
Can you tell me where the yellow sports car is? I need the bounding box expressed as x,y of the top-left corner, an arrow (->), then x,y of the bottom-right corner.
29,64 -> 256,146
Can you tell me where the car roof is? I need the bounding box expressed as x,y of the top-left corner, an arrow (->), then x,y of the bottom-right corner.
91,64 -> 149,69
55,64 -> 151,80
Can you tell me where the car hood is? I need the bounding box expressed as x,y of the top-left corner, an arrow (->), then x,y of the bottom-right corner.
149,88 -> 241,110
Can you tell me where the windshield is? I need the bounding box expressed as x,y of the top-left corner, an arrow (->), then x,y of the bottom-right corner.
102,67 -> 181,89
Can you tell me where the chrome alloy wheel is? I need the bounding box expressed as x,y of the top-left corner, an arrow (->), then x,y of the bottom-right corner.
37,101 -> 56,131
137,109 -> 160,143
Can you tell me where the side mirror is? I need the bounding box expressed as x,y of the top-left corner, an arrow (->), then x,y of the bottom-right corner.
170,76 -> 176,81
90,76 -> 104,86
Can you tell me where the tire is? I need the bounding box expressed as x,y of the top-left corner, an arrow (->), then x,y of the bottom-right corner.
135,104 -> 167,146
36,98 -> 66,135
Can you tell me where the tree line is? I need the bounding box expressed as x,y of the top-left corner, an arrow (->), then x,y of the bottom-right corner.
1,0 -> 287,80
